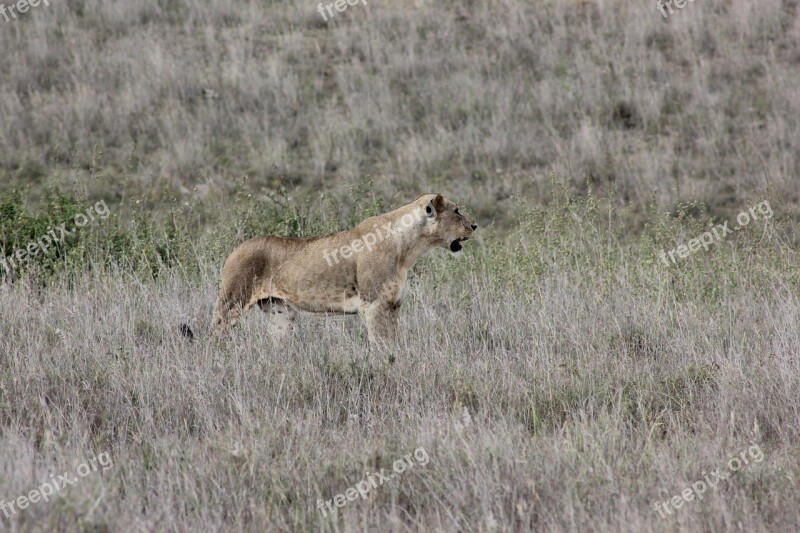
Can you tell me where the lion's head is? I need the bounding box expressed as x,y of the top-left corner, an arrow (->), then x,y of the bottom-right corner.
421,194 -> 477,254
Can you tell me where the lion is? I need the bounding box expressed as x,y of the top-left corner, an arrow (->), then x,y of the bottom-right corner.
189,194 -> 476,344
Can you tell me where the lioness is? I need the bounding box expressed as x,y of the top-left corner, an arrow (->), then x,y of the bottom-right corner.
207,194 -> 476,344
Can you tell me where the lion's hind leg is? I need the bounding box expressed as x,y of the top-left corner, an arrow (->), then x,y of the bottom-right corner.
257,297 -> 297,338
212,291 -> 245,336
212,278 -> 260,335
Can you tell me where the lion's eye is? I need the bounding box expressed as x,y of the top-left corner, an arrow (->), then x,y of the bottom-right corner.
454,208 -> 460,215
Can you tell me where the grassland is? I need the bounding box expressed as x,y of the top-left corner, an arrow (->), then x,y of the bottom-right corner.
1,0 -> 799,531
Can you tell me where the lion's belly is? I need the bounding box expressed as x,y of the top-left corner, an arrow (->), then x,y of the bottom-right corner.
291,296 -> 361,315
269,260 -> 362,315
335,294 -> 362,314
276,287 -> 362,315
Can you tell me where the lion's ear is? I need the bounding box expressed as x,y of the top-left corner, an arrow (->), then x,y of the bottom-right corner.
432,194 -> 446,213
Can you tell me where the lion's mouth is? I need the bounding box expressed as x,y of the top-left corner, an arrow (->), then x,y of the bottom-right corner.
449,238 -> 468,253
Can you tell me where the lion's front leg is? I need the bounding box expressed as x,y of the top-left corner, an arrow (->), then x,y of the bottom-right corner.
360,299 -> 400,346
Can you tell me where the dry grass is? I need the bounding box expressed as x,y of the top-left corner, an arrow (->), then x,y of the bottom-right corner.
2,195 -> 800,531
1,0 -> 800,531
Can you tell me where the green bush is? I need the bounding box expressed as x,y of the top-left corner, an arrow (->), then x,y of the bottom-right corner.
0,190 -> 195,283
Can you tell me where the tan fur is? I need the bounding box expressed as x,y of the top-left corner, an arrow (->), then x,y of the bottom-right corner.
212,194 -> 476,344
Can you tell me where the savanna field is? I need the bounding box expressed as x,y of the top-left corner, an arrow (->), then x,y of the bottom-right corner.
1,0 -> 799,531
